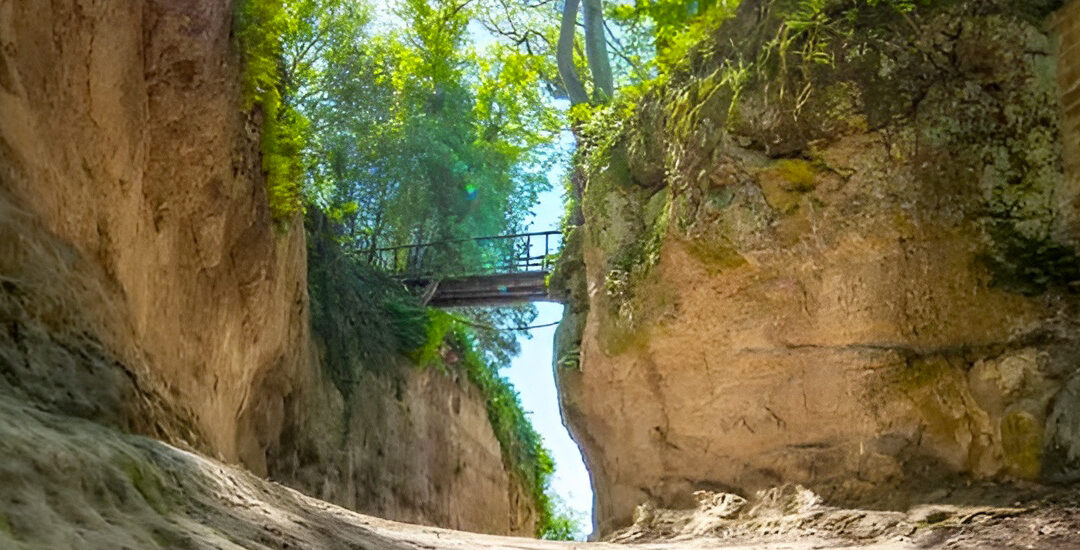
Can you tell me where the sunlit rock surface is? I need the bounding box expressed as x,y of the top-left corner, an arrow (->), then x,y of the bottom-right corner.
0,0 -> 533,535
554,0 -> 1080,535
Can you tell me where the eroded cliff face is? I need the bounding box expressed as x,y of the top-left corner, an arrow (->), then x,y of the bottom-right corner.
554,0 -> 1080,535
268,352 -> 537,534
0,0 -> 308,470
0,0 -> 532,536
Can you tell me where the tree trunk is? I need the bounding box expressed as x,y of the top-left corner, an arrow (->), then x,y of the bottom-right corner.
557,0 -> 590,105
582,0 -> 613,101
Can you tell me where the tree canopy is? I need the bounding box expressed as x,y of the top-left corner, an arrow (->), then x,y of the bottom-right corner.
279,0 -> 561,258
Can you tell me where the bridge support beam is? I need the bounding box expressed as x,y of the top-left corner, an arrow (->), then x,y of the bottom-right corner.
407,272 -> 556,308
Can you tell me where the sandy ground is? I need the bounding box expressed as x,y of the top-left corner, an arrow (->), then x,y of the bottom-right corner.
1,394 -> 1077,550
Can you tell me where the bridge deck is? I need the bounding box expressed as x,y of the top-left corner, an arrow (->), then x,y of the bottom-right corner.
405,272 -> 556,308
373,230 -> 564,308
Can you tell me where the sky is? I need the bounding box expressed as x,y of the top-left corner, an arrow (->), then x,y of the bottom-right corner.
465,17 -> 595,538
505,166 -> 595,539
461,8 -> 596,538
505,303 -> 594,537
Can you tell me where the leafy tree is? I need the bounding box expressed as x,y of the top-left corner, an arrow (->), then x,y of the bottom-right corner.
607,0 -> 743,73
279,0 -> 559,268
540,494 -> 588,540
475,0 -> 644,105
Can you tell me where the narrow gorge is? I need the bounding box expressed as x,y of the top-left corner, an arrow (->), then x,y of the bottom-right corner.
2,0 -> 1080,549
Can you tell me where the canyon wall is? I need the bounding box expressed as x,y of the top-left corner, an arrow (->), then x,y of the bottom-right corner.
554,0 -> 1080,536
0,0 -> 308,470
0,0 -> 532,535
1058,1 -> 1080,192
268,350 -> 537,533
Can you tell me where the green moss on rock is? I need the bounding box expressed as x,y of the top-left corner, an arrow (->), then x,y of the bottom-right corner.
982,225 -> 1080,296
547,228 -> 587,306
122,456 -> 174,516
898,356 -> 954,393
685,240 -> 749,271
1001,410 -> 1043,479
758,159 -> 820,215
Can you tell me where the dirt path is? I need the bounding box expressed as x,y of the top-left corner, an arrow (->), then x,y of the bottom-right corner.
1,394 -> 1076,549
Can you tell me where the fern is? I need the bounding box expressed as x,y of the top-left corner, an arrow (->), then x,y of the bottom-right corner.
234,0 -> 307,222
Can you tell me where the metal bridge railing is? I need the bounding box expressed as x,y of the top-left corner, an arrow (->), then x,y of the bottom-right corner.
369,230 -> 563,279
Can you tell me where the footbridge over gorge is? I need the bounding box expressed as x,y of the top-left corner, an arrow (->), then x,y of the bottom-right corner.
371,231 -> 565,307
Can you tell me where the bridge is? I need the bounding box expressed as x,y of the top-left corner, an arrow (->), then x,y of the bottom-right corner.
370,231 -> 563,307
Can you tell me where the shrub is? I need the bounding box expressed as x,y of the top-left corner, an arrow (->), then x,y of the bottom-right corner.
233,0 -> 307,222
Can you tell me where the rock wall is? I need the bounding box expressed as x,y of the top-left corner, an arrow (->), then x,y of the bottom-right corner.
269,354 -> 537,534
1058,1 -> 1080,190
0,0 -> 533,536
555,0 -> 1080,536
0,0 -> 308,470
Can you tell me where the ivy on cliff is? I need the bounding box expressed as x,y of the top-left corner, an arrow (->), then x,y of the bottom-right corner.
409,309 -> 561,537
233,0 -> 308,222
